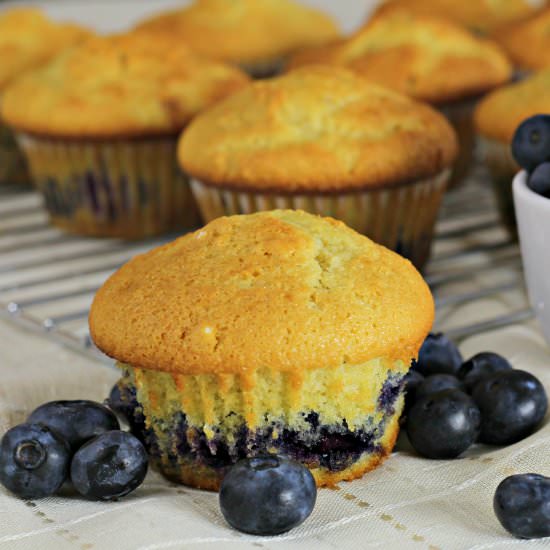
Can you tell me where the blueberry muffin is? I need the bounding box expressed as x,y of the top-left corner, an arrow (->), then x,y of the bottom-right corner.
475,70 -> 550,234
1,33 -> 249,238
288,10 -> 512,186
178,65 -> 457,269
89,209 -> 434,490
375,0 -> 543,34
0,8 -> 91,185
493,8 -> 550,71
134,0 -> 340,78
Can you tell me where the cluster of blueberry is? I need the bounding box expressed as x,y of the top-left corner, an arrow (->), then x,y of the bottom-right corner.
403,333 -> 549,539
0,400 -> 148,501
512,114 -> 550,196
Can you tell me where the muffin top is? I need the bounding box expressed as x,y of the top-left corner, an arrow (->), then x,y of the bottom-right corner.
375,0 -> 542,33
135,0 -> 340,66
0,8 -> 91,91
493,8 -> 550,70
475,70 -> 550,143
1,32 -> 250,139
288,10 -> 512,105
178,66 -> 457,193
90,210 -> 434,375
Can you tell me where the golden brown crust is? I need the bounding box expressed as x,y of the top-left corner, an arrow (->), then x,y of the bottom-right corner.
493,9 -> 550,70
177,65 -> 457,192
375,0 -> 541,34
474,69 -> 550,143
288,10 -> 512,105
90,210 -> 434,376
0,8 -> 92,91
1,33 -> 250,138
134,0 -> 340,65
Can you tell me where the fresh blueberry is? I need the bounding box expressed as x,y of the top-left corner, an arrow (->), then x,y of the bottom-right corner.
219,456 -> 317,535
416,374 -> 464,401
406,389 -> 481,459
0,423 -> 71,499
458,352 -> 513,393
28,400 -> 119,451
494,473 -> 550,539
511,114 -> 550,172
105,382 -> 147,443
472,370 -> 547,445
403,370 -> 425,417
70,430 -> 148,501
412,333 -> 463,376
528,162 -> 550,198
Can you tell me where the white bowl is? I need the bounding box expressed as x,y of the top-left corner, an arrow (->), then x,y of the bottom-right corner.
513,170 -> 550,345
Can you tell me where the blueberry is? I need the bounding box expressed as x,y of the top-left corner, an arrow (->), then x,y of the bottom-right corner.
458,352 -> 513,393
219,456 -> 317,535
105,382 -> 147,443
406,389 -> 481,459
412,333 -> 463,376
528,162 -> 550,198
106,381 -> 139,423
70,431 -> 148,501
28,400 -> 119,451
0,423 -> 71,499
511,115 -> 550,172
416,374 -> 464,401
472,370 -> 547,445
494,473 -> 550,539
403,370 -> 425,416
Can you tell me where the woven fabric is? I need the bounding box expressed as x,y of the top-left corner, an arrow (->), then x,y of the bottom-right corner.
0,291 -> 549,550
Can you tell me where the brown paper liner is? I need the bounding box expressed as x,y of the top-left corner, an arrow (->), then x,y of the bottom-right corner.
0,122 -> 30,186
478,136 -> 519,236
440,97 -> 478,189
190,171 -> 449,270
16,134 -> 200,239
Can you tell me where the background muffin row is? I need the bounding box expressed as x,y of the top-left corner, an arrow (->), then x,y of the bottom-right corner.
1,0 -> 549,269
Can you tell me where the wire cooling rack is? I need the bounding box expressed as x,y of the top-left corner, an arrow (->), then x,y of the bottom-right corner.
0,166 -> 535,365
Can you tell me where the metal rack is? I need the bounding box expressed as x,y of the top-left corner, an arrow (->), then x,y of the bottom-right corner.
0,166 -> 535,365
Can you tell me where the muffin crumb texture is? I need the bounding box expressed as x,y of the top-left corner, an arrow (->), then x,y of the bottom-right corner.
178,65 -> 458,191
288,10 -> 512,105
90,209 -> 434,375
1,32 -> 250,138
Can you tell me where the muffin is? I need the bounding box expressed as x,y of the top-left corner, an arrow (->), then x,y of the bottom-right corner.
475,70 -> 550,234
89,209 -> 435,490
493,8 -> 550,72
0,8 -> 91,185
288,9 -> 512,185
1,33 -> 250,239
134,0 -> 340,78
375,0 -> 543,34
178,65 -> 457,269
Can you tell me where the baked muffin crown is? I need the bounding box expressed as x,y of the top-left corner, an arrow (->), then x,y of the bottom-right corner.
493,8 -> 550,70
1,32 -> 250,138
375,0 -> 541,33
288,10 -> 512,105
90,210 -> 434,375
474,70 -> 550,143
178,65 -> 458,192
135,0 -> 340,65
0,8 -> 92,91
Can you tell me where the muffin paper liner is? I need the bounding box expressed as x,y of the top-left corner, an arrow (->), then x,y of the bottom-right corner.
16,134 -> 200,239
0,122 -> 30,186
479,136 -> 519,236
125,357 -> 407,489
440,97 -> 478,188
190,170 -> 449,270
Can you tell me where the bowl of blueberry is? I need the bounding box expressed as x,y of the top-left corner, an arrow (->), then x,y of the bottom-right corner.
512,114 -> 550,346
